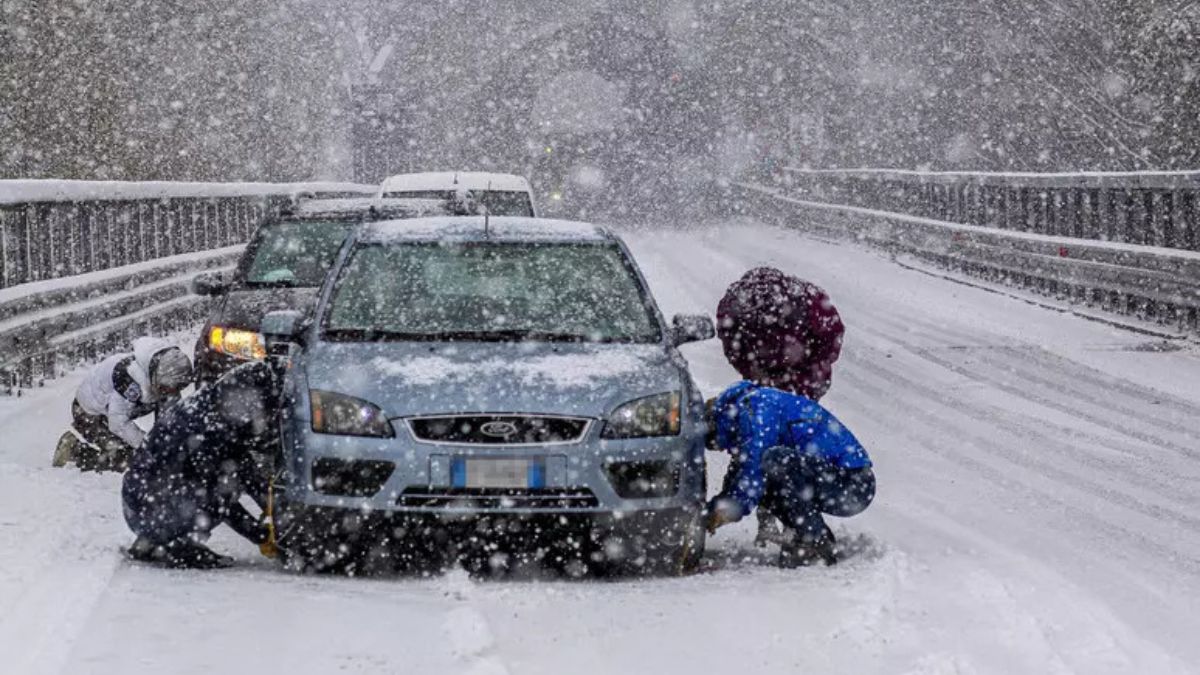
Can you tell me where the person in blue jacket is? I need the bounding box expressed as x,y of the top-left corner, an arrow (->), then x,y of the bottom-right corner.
705,381 -> 875,566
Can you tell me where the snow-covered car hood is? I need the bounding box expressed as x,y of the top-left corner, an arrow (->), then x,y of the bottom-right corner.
298,341 -> 684,418
213,287 -> 320,330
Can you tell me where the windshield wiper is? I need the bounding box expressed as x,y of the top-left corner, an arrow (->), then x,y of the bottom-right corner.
319,325 -> 660,343
244,278 -> 307,289
322,328 -> 615,343
433,329 -> 600,343
321,328 -> 434,342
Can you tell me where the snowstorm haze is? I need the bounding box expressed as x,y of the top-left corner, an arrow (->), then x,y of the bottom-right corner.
2,1 -> 1198,216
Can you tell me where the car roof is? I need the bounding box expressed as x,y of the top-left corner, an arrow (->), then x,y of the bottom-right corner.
358,216 -> 612,243
287,197 -> 450,220
379,172 -> 533,195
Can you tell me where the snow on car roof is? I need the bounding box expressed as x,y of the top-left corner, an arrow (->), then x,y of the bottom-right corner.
360,216 -> 610,242
291,197 -> 449,218
378,172 -> 532,195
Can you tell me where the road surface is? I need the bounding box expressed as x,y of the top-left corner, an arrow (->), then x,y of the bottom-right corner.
2,219 -> 1198,674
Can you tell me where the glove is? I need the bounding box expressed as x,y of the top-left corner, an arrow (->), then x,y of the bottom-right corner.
259,539 -> 279,559
705,498 -> 743,534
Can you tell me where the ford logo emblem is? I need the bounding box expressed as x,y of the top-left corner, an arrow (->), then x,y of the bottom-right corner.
480,421 -> 518,438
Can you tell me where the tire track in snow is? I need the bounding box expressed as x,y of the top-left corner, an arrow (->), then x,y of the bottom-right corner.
848,319 -> 1200,512
859,308 -> 1200,458
837,363 -> 1200,573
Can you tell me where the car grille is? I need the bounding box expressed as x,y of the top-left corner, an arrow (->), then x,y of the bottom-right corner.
406,415 -> 590,445
397,487 -> 599,510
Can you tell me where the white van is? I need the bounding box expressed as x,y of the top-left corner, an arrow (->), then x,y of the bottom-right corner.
378,172 -> 537,217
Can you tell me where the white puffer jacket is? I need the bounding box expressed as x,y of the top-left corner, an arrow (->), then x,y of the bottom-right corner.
74,338 -> 174,447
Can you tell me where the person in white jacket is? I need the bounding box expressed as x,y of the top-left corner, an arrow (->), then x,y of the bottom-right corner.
52,338 -> 193,472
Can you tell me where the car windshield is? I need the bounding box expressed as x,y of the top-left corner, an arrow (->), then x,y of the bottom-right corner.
242,220 -> 354,287
324,242 -> 660,342
381,190 -> 534,217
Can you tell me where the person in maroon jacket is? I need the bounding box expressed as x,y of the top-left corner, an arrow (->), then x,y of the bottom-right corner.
713,266 -> 847,546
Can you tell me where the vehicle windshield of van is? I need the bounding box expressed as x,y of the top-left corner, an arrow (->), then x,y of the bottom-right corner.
243,220 -> 354,287
381,190 -> 534,217
324,242 -> 660,342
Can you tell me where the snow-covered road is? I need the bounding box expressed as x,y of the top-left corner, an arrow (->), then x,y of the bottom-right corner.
3,219 -> 1199,674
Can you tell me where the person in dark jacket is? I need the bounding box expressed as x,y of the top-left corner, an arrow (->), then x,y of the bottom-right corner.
122,361 -> 280,568
707,267 -> 872,566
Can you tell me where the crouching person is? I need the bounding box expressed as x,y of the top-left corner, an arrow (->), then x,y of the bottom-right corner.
706,381 -> 875,566
54,338 -> 193,472
122,361 -> 280,569
706,266 -> 873,566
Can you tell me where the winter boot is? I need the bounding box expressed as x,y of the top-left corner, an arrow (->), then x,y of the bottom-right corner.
128,537 -> 233,569
779,525 -> 837,568
754,511 -> 785,548
164,539 -> 234,569
51,431 -> 80,468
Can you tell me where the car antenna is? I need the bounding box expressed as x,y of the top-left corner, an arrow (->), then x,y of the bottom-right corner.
483,180 -> 491,238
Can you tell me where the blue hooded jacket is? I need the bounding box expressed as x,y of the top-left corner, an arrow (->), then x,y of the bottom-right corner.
711,381 -> 872,516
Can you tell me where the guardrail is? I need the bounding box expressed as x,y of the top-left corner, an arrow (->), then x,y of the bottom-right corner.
0,180 -> 375,393
780,168 -> 1200,252
733,181 -> 1200,336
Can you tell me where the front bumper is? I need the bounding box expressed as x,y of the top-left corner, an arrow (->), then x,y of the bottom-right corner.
278,418 -> 707,517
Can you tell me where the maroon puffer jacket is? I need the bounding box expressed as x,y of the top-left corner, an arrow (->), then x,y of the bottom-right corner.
716,267 -> 844,401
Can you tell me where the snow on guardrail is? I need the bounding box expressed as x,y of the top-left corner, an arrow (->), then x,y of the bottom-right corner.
781,167 -> 1200,189
0,179 -> 377,205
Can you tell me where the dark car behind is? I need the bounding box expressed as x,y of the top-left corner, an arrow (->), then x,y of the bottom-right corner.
192,198 -> 450,383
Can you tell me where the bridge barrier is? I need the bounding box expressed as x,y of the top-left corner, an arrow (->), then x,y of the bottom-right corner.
779,167 -> 1200,252
0,180 -> 375,393
733,181 -> 1200,336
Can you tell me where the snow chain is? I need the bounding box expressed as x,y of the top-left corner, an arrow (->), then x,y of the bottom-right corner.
260,478 -> 279,559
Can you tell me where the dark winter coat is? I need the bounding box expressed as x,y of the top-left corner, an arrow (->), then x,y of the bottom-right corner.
121,362 -> 281,545
716,267 -> 844,401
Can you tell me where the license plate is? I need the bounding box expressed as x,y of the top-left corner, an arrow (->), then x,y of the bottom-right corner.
452,458 -> 545,489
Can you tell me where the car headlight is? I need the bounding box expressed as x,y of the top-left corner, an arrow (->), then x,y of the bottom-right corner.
208,326 -> 266,360
309,390 -> 394,437
602,392 -> 681,439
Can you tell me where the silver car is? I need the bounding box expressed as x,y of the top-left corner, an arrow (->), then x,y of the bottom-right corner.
263,216 -> 714,575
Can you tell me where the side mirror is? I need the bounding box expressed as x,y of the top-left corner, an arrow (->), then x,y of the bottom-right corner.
261,310 -> 306,355
192,272 -> 229,296
671,314 -> 716,346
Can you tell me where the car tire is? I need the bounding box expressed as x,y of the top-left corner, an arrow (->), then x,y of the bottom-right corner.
588,507 -> 705,577
275,503 -> 371,575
